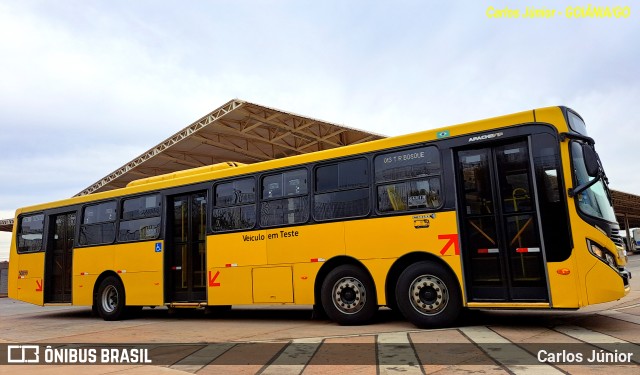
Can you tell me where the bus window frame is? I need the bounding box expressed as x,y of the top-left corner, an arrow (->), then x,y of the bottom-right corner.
373,144 -> 444,215
117,193 -> 163,243
211,176 -> 257,233
78,199 -> 118,247
259,167 -> 310,228
16,212 -> 46,254
312,156 -> 372,222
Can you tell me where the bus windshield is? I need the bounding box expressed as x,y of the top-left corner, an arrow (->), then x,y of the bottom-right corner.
570,142 -> 617,222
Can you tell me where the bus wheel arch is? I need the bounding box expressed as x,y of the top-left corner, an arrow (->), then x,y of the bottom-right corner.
386,253 -> 462,326
93,271 -> 127,321
315,256 -> 378,325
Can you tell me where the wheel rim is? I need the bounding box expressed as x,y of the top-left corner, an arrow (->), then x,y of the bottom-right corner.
408,274 -> 448,316
101,285 -> 119,313
331,277 -> 367,314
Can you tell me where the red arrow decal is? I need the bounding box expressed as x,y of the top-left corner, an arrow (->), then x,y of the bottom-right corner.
208,271 -> 221,287
35,279 -> 43,292
438,234 -> 460,256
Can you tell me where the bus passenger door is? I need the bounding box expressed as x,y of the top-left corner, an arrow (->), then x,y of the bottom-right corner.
44,212 -> 75,303
456,140 -> 549,302
165,192 -> 207,302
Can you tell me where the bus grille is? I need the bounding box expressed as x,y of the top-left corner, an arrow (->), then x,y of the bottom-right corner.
610,229 -> 624,248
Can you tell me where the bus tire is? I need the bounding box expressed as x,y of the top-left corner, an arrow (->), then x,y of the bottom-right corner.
320,265 -> 377,325
395,261 -> 461,328
96,276 -> 127,321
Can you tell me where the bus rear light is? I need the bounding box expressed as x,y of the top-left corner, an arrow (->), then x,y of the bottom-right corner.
557,268 -> 571,275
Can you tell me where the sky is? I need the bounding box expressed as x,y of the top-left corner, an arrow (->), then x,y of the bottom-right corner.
1,0 -> 639,261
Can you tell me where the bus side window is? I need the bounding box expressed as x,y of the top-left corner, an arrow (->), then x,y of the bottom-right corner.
212,178 -> 256,232
261,168 -> 309,227
79,201 -> 117,246
17,213 -> 44,253
374,146 -> 442,213
313,158 -> 370,221
118,194 -> 162,242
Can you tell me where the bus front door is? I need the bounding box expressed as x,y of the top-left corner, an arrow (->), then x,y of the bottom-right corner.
456,140 -> 549,302
44,212 -> 75,303
165,192 -> 207,302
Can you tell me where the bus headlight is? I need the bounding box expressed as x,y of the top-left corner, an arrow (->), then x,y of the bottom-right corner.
618,246 -> 627,260
587,240 -> 616,268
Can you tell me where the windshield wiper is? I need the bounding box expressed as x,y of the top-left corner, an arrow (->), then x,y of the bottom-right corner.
600,165 -> 613,206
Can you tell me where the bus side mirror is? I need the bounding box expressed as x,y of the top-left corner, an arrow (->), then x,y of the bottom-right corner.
582,144 -> 600,177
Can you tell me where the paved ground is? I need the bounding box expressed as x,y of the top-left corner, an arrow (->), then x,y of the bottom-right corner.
1,255 -> 639,374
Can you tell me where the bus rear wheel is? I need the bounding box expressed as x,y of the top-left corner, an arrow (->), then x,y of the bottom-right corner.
96,276 -> 126,321
320,265 -> 377,325
395,261 -> 461,328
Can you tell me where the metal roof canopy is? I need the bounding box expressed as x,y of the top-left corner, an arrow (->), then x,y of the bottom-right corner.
1,99 -> 639,232
0,219 -> 12,233
612,190 -> 640,229
76,99 -> 383,196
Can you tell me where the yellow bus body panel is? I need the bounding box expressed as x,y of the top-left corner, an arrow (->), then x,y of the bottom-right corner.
14,252 -> 45,306
207,266 -> 253,305
73,245 -> 114,305
204,212 -> 461,307
114,241 -> 164,305
73,241 -> 164,306
209,230 -> 267,267
252,266 -> 294,303
534,107 -> 568,131
546,258 -> 581,308
292,262 -> 322,304
266,223 -> 345,265
585,260 -> 627,304
360,258 -> 395,305
572,218 -> 628,304
120,271 -> 164,306
208,223 -> 346,305
345,211 -> 463,305
113,241 -> 164,273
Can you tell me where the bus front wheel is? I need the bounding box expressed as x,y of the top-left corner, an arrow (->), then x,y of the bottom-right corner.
320,265 -> 377,325
96,276 -> 126,321
395,261 -> 461,328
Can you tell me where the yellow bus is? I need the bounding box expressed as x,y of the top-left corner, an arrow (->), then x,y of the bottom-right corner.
8,106 -> 631,328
